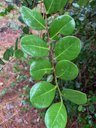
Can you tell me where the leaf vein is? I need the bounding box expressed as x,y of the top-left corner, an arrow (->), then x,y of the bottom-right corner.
51,103 -> 62,128
25,8 -> 46,29
23,45 -> 49,50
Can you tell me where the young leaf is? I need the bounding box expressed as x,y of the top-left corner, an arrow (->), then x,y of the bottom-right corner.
44,0 -> 68,14
56,60 -> 79,80
45,102 -> 67,128
49,15 -> 75,40
55,36 -> 81,61
30,81 -> 56,109
62,89 -> 87,105
15,49 -> 24,59
21,35 -> 49,57
21,6 -> 46,30
3,47 -> 14,61
30,59 -> 53,80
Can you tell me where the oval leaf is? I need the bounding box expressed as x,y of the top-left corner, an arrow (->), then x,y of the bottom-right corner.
49,15 -> 75,40
21,6 -> 46,30
45,102 -> 67,128
3,49 -> 10,61
44,0 -> 68,14
21,35 -> 49,57
62,89 -> 87,105
55,36 -> 81,61
30,59 -> 53,80
56,60 -> 79,80
30,81 -> 56,109
3,47 -> 14,61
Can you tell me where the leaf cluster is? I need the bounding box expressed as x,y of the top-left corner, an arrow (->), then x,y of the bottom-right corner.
20,1 -> 88,128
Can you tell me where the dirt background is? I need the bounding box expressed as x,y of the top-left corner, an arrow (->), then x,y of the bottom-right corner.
0,1 -> 45,128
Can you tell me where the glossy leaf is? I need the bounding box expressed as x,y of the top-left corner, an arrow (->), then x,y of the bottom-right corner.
45,102 -> 67,128
21,6 -> 46,30
30,59 -> 53,80
15,49 -> 24,59
56,60 -> 79,80
44,0 -> 68,14
30,81 -> 56,109
62,89 -> 87,105
21,35 -> 49,57
49,15 -> 75,40
55,36 -> 81,61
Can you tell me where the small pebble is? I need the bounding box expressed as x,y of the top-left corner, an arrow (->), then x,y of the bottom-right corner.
0,82 -> 3,86
37,117 -> 40,122
6,104 -> 14,110
24,120 -> 28,124
15,117 -> 23,123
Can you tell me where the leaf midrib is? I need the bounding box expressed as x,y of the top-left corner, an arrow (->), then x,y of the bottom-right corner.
32,68 -> 53,73
23,44 -> 49,50
51,103 -> 62,128
47,0 -> 54,14
51,19 -> 73,39
24,7 -> 46,29
57,67 -> 68,78
34,86 -> 57,99
55,42 -> 74,60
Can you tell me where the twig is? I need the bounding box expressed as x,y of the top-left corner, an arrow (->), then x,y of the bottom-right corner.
45,14 -> 62,102
70,119 -> 78,128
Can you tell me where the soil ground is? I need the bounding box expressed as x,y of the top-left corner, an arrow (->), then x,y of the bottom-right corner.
0,1 -> 45,128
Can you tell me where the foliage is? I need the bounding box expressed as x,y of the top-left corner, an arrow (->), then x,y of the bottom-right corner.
64,0 -> 96,127
20,1 -> 87,128
0,4 -> 14,16
5,0 -> 40,8
20,0 -> 40,8
1,0 -> 95,127
0,38 -> 24,67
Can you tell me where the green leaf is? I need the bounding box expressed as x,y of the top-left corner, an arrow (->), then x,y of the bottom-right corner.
21,6 -> 46,30
0,59 -> 5,65
44,0 -> 68,14
49,15 -> 75,40
78,105 -> 83,112
3,47 -> 14,61
21,35 -> 49,57
91,96 -> 96,103
3,50 -> 10,61
30,81 -> 56,109
22,26 -> 30,34
56,60 -> 79,80
15,49 -> 24,59
55,36 -> 81,61
45,102 -> 67,128
30,59 -> 53,80
0,5 -> 14,16
15,38 -> 18,50
78,0 -> 89,6
62,89 -> 87,105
